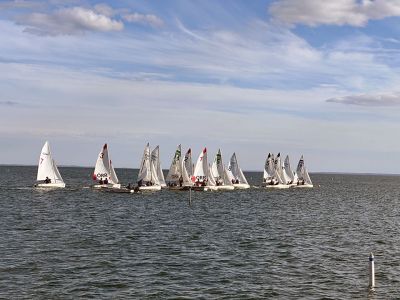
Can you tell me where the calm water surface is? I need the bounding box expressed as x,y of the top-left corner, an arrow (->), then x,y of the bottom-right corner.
0,166 -> 399,299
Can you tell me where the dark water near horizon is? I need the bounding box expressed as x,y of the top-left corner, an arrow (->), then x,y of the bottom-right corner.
0,166 -> 399,299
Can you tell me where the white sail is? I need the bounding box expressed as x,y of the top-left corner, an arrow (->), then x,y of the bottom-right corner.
283,155 -> 295,184
274,153 -> 286,184
181,157 -> 192,186
109,160 -> 119,184
151,161 -> 160,186
207,163 -> 216,186
137,143 -> 152,183
263,153 -> 275,182
166,144 -> 182,184
228,152 -> 248,184
184,148 -> 193,178
151,145 -> 166,187
192,148 -> 208,184
222,166 -> 233,186
93,143 -> 111,181
37,141 -> 65,185
296,155 -> 313,185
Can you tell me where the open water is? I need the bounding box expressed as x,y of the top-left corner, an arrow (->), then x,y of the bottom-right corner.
0,166 -> 399,299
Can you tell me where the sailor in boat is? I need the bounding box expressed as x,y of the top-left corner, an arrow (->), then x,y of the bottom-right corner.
126,183 -> 132,189
99,178 -> 104,185
104,178 -> 108,185
44,176 -> 51,184
138,179 -> 143,187
235,179 -> 239,184
179,176 -> 183,187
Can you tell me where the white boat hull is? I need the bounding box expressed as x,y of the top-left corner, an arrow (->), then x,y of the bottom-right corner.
213,185 -> 235,191
262,184 -> 290,189
93,183 -> 121,189
139,185 -> 162,191
36,182 -> 65,188
233,183 -> 250,189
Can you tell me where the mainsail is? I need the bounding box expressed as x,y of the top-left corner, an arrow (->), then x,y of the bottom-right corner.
227,152 -> 248,184
296,155 -> 312,185
192,148 -> 208,183
151,145 -> 166,187
166,145 -> 182,184
93,143 -> 118,184
274,153 -> 285,184
211,149 -> 224,184
263,153 -> 276,182
283,155 -> 294,184
137,143 -> 152,183
184,148 -> 193,178
37,141 -> 64,184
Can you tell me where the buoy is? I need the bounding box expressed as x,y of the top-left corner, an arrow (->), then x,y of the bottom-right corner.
369,252 -> 375,291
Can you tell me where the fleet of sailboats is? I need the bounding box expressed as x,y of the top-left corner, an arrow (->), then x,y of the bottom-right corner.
34,141 -> 313,191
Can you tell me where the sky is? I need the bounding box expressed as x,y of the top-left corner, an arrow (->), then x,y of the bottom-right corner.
1,0 -> 400,173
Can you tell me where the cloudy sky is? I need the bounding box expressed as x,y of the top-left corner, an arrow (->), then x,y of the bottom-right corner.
1,0 -> 400,173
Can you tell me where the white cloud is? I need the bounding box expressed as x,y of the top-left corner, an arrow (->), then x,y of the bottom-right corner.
16,6 -> 124,36
93,3 -> 115,17
327,93 -> 400,106
123,13 -> 164,28
269,0 -> 400,27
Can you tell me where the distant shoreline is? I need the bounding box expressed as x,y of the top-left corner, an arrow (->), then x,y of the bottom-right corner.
1,164 -> 399,176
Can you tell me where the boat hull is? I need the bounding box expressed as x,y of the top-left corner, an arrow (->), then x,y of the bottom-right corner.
213,185 -> 235,191
138,185 -> 162,191
35,183 -> 66,188
262,184 -> 290,189
233,183 -> 250,189
92,183 -> 121,189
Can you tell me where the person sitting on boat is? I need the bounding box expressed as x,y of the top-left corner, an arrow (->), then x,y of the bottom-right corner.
179,176 -> 183,187
104,178 -> 108,184
99,178 -> 104,185
138,179 -> 143,187
235,179 -> 239,184
126,183 -> 132,189
44,176 -> 51,184
232,179 -> 235,184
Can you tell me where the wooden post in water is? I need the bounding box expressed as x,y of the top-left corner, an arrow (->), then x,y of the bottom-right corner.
369,252 -> 375,291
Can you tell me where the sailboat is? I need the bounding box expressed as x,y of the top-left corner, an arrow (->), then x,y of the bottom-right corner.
210,149 -> 234,191
293,155 -> 313,188
283,155 -> 295,185
36,141 -> 65,188
151,145 -> 166,188
165,145 -> 193,190
137,143 -> 161,191
92,143 -> 121,189
262,153 -> 288,189
274,153 -> 290,189
227,152 -> 250,189
191,148 -> 209,191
